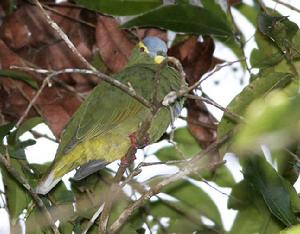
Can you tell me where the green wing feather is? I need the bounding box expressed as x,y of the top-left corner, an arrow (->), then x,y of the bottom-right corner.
35,63 -> 184,194
35,40 -> 186,195
56,64 -> 182,159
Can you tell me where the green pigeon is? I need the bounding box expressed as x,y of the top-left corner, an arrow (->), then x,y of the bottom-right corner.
36,36 -> 186,195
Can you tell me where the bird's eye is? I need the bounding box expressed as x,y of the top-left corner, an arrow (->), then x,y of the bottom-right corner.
140,47 -> 145,52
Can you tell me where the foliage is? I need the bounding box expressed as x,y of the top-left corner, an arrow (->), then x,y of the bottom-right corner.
0,0 -> 300,234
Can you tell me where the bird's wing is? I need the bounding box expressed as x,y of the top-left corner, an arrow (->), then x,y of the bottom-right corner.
72,160 -> 109,180
56,63 -> 183,158
56,65 -> 152,157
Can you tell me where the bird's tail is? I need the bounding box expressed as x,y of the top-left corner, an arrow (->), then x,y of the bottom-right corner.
35,169 -> 61,195
35,150 -> 83,194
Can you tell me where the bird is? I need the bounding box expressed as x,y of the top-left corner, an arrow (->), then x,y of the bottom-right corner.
36,36 -> 186,195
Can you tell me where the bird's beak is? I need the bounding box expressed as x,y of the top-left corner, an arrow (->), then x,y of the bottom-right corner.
154,55 -> 165,64
139,41 -> 166,64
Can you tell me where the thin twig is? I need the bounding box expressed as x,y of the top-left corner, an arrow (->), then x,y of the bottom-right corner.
52,77 -> 86,100
15,75 -> 52,128
142,206 -> 169,234
31,0 -> 97,72
120,160 -> 188,187
11,66 -> 152,110
0,154 -> 60,234
163,59 -> 244,105
82,204 -> 105,234
99,110 -> 157,233
25,0 -> 96,28
227,5 -> 252,77
108,132 -> 231,233
271,0 -> 300,14
184,94 -> 245,123
29,130 -> 59,143
99,62 -> 173,233
256,0 -> 269,13
43,1 -> 95,12
41,3 -> 96,28
179,116 -> 217,129
110,161 -> 226,233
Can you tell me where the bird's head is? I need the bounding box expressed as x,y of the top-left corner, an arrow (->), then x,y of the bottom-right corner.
138,36 -> 168,64
127,36 -> 168,66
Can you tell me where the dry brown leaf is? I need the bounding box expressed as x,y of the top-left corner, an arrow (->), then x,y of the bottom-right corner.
0,4 -> 95,137
96,16 -> 134,73
169,36 -> 220,150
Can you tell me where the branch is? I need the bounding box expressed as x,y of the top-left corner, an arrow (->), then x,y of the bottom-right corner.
98,62 -> 169,233
184,94 -> 245,123
227,5 -> 252,77
29,130 -> 59,143
0,154 -> 60,234
31,0 -> 97,72
108,132 -> 231,233
40,3 -> 96,28
15,73 -> 52,128
163,59 -> 244,107
82,204 -> 105,234
99,106 -> 158,233
271,0 -> 300,13
11,66 -> 152,110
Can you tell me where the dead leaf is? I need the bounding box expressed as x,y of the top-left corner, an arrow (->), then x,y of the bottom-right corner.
96,15 -> 134,73
169,36 -> 220,151
169,36 -> 215,85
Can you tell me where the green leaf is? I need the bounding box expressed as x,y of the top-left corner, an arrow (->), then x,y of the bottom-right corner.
155,127 -> 201,161
200,164 -> 236,188
0,69 -> 38,89
49,181 -> 74,204
112,204 -> 144,233
228,180 -> 253,210
75,0 -> 162,16
168,217 -> 202,233
235,2 -> 259,26
26,206 -> 52,234
201,0 -> 227,20
280,225 -> 300,234
218,72 -> 294,150
282,179 -> 300,213
229,178 -> 284,234
123,4 -> 233,37
229,206 -> 283,234
71,170 -> 114,219
8,139 -> 36,160
233,91 -> 300,152
150,200 -> 183,219
258,12 -> 300,60
163,180 -> 223,227
1,158 -> 32,222
15,117 -> 43,139
59,222 -> 74,234
28,162 -> 51,180
150,200 -> 202,232
173,127 -> 201,156
244,156 -> 297,226
250,31 -> 284,69
155,146 -> 180,161
0,123 -> 14,143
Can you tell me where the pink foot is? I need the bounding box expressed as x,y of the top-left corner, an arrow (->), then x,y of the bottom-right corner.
120,155 -> 136,167
128,132 -> 150,149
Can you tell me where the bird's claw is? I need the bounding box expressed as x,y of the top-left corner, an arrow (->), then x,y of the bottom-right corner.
120,155 -> 136,167
129,132 -> 150,149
